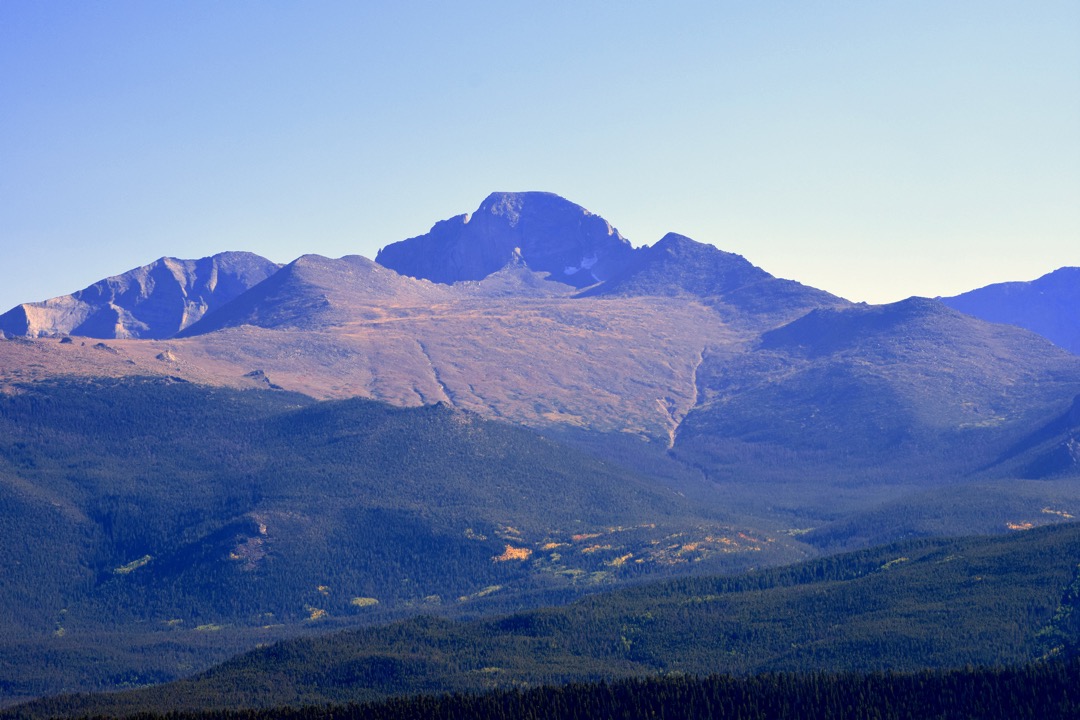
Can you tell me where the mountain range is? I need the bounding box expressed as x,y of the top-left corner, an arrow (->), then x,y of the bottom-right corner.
1,191 -> 1079,707
2,193 -> 1077,479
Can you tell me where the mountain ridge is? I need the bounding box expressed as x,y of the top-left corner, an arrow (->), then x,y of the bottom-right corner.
1,193 -> 1078,452
580,231 -> 847,327
0,251 -> 280,340
176,254 -> 452,336
941,267 -> 1080,355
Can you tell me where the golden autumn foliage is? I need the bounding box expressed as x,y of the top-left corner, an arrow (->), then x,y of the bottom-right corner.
493,545 -> 531,562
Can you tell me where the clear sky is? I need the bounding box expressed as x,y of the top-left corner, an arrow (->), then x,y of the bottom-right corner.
2,1 -> 1078,312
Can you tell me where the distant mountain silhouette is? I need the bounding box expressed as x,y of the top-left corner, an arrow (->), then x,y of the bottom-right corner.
940,267 -> 1080,355
0,252 -> 280,339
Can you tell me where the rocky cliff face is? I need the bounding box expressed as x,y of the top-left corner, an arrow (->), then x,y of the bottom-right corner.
375,192 -> 637,287
0,252 -> 280,339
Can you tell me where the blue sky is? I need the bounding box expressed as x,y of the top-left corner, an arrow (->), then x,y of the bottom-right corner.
2,1 -> 1078,311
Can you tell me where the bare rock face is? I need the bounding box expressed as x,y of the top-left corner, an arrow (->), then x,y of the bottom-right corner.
0,252 -> 281,339
375,192 -> 637,288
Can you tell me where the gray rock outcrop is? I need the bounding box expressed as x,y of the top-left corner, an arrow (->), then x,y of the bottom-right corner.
0,252 -> 281,339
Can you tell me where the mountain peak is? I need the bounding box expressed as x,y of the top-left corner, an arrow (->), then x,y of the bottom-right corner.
582,232 -> 767,296
473,191 -> 619,235
652,232 -> 701,250
375,192 -> 635,288
0,251 -> 280,339
580,232 -> 844,325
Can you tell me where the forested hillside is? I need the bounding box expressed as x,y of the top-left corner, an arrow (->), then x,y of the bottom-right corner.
0,377 -> 795,703
9,661 -> 1080,720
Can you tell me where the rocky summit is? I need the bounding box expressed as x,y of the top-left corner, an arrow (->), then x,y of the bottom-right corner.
375,191 -> 637,287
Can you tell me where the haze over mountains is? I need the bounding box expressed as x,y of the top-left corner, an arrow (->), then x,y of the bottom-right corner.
1,191 -> 1079,706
